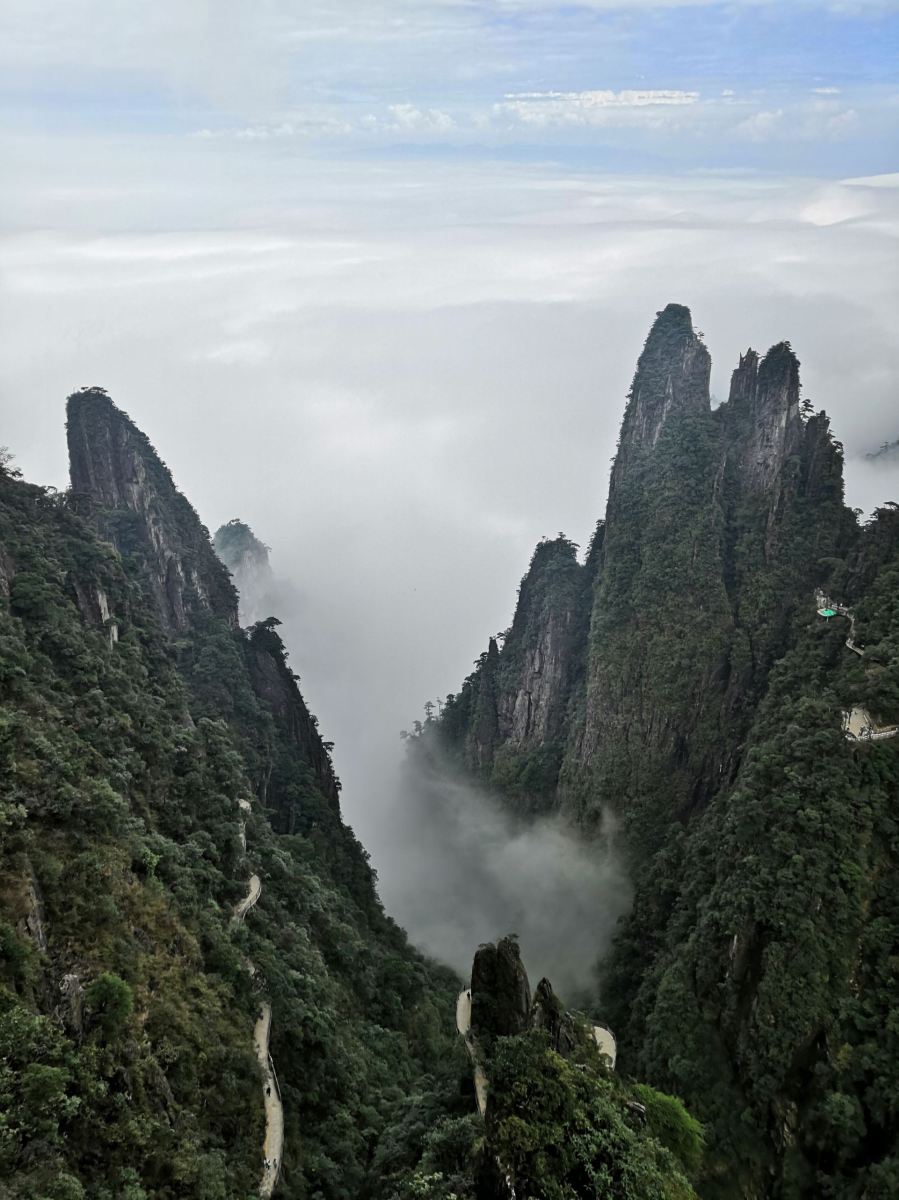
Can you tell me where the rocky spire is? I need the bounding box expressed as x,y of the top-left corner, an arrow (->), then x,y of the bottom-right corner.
497,536 -> 587,755
66,388 -> 238,634
470,936 -> 532,1041
723,342 -> 803,496
214,518 -> 275,625
608,303 -> 711,510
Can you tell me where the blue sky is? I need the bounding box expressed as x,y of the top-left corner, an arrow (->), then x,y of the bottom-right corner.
1,0 -> 897,174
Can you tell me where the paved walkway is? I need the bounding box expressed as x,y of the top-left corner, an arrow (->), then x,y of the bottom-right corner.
255,1002 -> 284,1199
455,990 -> 488,1117
842,706 -> 899,743
233,874 -> 262,922
234,806 -> 285,1197
592,1025 -> 617,1069
816,593 -> 897,742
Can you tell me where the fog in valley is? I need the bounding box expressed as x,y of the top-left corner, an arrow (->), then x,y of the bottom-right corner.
4,1 -> 899,989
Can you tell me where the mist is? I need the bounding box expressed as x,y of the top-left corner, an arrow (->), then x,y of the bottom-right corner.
380,749 -> 631,999
224,531 -> 629,996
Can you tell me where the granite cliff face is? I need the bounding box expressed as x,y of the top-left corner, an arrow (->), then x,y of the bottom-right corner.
66,388 -> 340,830
1,391 -> 464,1197
606,302 -> 711,512
67,388 -> 238,635
440,307 -> 849,836
429,304 -> 899,1197
438,534 -> 595,810
213,519 -> 274,625
498,537 -> 590,752
722,343 -> 802,498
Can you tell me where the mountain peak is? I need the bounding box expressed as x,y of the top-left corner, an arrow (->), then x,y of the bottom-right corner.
66,388 -> 237,633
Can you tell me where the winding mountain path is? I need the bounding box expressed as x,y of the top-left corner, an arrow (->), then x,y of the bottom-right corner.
254,1003 -> 284,1199
455,989 -> 488,1117
591,1025 -> 617,1069
234,802 -> 285,1197
233,874 -> 262,922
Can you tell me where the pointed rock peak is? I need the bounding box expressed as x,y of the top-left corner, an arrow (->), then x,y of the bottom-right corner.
514,534 -> 582,613
214,519 -> 276,627
66,387 -> 237,634
647,301 -> 696,340
470,936 -> 532,1040
615,303 -> 711,464
728,348 -> 760,407
214,519 -> 271,574
529,533 -> 579,570
759,341 -> 800,393
755,342 -> 801,431
722,341 -> 803,497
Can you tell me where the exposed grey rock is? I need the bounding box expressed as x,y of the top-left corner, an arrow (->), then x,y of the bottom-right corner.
607,302 -> 711,517
470,936 -> 531,1040
67,388 -> 238,635
529,977 -> 580,1057
723,343 -> 802,498
19,862 -> 48,952
58,973 -> 85,1036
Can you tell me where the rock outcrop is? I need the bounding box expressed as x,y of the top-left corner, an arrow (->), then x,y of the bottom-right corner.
497,536 -> 589,752
608,303 -> 711,494
213,519 -> 275,625
67,388 -> 238,634
470,936 -> 532,1041
66,389 -> 340,831
467,939 -> 604,1062
722,344 -> 802,497
247,618 -> 341,822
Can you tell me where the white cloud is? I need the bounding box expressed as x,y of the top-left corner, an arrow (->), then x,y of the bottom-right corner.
385,104 -> 456,131
738,100 -> 859,142
497,88 -> 700,127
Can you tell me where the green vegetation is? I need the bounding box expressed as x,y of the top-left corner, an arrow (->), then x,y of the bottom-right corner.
0,419 -> 465,1197
423,308 -> 899,1197
486,1031 -> 699,1199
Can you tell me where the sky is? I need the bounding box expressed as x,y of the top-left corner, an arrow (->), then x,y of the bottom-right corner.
1,1 -> 898,974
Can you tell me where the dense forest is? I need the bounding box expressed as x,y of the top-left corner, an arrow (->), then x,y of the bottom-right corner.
423,305 -> 899,1199
0,387 -> 699,1199
0,392 -> 469,1198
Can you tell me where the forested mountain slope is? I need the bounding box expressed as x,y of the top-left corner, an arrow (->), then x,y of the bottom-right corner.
427,305 -> 899,1198
0,390 -> 467,1199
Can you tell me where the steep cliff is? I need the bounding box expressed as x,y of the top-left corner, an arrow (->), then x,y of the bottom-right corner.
213,518 -> 275,625
67,388 -> 238,634
439,533 -> 595,810
67,392 -> 341,835
0,397 -> 466,1199
426,305 -> 899,1197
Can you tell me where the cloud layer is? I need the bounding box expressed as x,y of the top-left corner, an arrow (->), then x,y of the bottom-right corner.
3,155 -> 898,879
